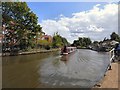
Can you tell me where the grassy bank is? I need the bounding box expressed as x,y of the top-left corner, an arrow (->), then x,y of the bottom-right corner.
2,48 -> 61,57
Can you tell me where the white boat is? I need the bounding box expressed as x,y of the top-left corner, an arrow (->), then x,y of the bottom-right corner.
61,46 -> 76,55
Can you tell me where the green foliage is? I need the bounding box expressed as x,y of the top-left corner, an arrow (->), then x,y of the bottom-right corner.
52,32 -> 69,48
110,32 -> 120,42
72,37 -> 92,48
38,40 -> 49,46
2,2 -> 42,51
110,32 -> 119,41
93,41 -> 99,44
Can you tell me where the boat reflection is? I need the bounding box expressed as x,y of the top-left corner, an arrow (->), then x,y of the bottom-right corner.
61,55 -> 69,61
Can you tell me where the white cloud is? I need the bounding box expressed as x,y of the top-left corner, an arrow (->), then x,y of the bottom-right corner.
40,3 -> 118,43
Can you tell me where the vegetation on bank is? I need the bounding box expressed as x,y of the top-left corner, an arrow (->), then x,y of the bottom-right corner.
1,2 -> 120,55
52,32 -> 70,48
71,37 -> 92,48
110,32 -> 120,42
2,2 -> 42,51
92,32 -> 120,51
2,2 -> 69,55
93,32 -> 120,45
71,32 -> 120,51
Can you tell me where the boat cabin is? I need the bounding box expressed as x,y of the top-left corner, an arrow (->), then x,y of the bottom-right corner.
61,46 -> 76,55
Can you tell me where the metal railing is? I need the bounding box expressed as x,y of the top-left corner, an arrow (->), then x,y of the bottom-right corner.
109,48 -> 115,62
108,48 -> 115,70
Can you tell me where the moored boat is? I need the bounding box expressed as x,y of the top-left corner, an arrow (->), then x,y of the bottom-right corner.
61,46 -> 76,55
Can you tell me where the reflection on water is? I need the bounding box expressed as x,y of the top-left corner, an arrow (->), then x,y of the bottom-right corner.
2,49 -> 109,88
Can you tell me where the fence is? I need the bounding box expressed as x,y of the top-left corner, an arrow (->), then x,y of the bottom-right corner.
108,48 -> 115,70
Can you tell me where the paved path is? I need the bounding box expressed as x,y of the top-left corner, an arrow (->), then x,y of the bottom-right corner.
94,62 -> 119,88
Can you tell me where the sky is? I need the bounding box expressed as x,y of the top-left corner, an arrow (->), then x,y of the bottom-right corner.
27,2 -> 118,43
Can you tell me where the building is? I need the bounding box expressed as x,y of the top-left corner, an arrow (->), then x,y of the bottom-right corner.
41,35 -> 53,43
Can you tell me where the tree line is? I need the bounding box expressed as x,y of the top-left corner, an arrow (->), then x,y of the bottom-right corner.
72,37 -> 92,48
93,32 -> 120,45
2,2 -> 120,54
2,2 -> 69,54
71,32 -> 120,49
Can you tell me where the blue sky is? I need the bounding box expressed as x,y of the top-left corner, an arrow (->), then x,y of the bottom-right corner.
27,2 -> 106,23
26,2 -> 118,43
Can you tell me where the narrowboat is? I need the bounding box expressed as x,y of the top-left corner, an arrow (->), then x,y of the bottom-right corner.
61,46 -> 76,55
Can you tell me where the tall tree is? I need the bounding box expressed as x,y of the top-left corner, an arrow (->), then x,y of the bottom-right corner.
110,32 -> 120,41
2,2 -> 42,52
72,37 -> 92,47
52,32 -> 69,48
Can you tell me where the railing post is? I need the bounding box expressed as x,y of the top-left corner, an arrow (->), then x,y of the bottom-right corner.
113,49 -> 115,62
108,48 -> 115,70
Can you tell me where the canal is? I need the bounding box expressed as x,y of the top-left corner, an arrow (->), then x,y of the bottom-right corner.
2,49 -> 110,88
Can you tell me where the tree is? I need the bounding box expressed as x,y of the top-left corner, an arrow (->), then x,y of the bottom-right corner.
72,37 -> 92,48
93,41 -> 99,44
61,37 -> 70,46
2,2 -> 42,52
52,32 -> 69,48
82,37 -> 92,47
78,37 -> 83,46
110,32 -> 120,41
73,40 -> 79,47
52,34 -> 63,48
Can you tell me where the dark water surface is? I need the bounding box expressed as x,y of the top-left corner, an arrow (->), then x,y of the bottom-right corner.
2,49 -> 110,88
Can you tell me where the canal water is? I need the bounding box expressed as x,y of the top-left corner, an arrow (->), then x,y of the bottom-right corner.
2,49 -> 110,88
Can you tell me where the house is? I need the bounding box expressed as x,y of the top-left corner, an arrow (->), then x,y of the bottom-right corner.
41,35 -> 53,43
